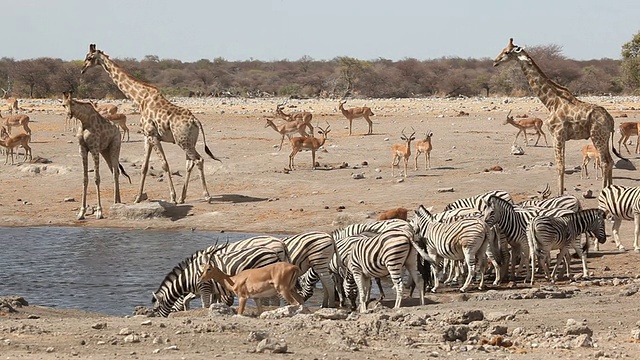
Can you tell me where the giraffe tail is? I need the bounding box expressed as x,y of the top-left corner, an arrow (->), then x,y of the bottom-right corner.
197,119 -> 222,163
119,163 -> 132,184
610,131 -> 629,162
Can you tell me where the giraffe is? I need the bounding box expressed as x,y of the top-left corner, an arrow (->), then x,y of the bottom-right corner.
493,38 -> 626,195
80,44 -> 220,204
61,91 -> 131,220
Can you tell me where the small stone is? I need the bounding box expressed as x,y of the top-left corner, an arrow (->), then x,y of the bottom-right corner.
583,190 -> 595,199
437,187 -> 454,193
631,329 -> 640,340
119,328 -> 133,335
124,334 -> 140,343
46,347 -> 55,353
141,320 -> 152,326
255,338 -> 288,353
64,197 -> 76,202
91,322 -> 107,330
27,314 -> 40,319
164,345 -> 179,351
96,341 -> 106,345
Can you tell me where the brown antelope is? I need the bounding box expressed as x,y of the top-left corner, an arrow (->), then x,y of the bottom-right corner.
338,100 -> 374,135
581,144 -> 601,180
391,128 -> 415,177
414,131 -> 433,170
95,103 -> 118,115
288,123 -> 330,170
199,252 -> 304,315
275,103 -> 313,135
376,207 -> 409,221
617,121 -> 640,154
0,132 -> 32,165
102,113 -> 130,142
0,111 -> 31,135
503,110 -> 548,147
264,118 -> 310,151
1,88 -> 18,115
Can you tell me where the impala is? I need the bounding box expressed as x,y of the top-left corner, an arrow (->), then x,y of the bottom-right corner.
0,132 -> 31,165
414,131 -> 433,170
94,103 -> 118,115
275,103 -> 313,135
0,111 -> 31,135
617,121 -> 640,154
503,110 -> 548,147
102,113 -> 130,142
338,100 -> 374,135
264,118 -> 310,151
581,144 -> 601,180
288,123 -> 330,170
391,128 -> 415,177
1,88 -> 18,115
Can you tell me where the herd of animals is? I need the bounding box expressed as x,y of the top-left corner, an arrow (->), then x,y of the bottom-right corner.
1,39 -> 640,315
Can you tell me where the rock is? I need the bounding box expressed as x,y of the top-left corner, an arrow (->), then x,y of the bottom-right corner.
511,145 -> 525,155
91,322 -> 107,330
255,338 -> 288,353
132,306 -> 153,316
141,320 -> 152,326
437,187 -> 455,193
109,201 -> 174,219
209,303 -> 235,316
313,308 -> 350,320
124,334 -> 140,343
45,347 -> 55,353
442,325 -> 470,342
564,325 -> 593,336
631,329 -> 640,340
119,328 -> 133,335
489,325 -> 508,335
351,173 -> 365,179
573,334 -> 593,348
447,309 -> 484,324
259,305 -> 309,319
486,312 -> 511,322
583,190 -> 595,199
63,197 -> 76,202
247,330 -> 268,342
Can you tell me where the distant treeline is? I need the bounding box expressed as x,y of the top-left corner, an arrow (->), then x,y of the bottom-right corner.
0,44 -> 627,100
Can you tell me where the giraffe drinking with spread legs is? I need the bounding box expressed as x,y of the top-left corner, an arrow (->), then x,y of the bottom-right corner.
80,44 -> 220,204
493,38 -> 626,195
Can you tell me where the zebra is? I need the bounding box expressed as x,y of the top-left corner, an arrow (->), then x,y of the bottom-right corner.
597,184 -> 640,252
171,292 -> 197,312
410,205 -> 492,292
443,190 -> 513,212
346,222 -> 425,312
151,245 -> 282,317
527,208 -> 606,285
281,231 -> 338,308
519,194 -> 582,212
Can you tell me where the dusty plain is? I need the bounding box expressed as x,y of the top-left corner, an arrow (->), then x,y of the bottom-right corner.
1,96 -> 640,359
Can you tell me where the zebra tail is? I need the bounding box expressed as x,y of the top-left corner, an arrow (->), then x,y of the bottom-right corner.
331,238 -> 345,276
408,236 -> 431,264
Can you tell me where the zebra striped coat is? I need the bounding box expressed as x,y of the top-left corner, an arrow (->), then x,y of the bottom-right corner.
598,184 -> 640,251
519,194 -> 582,212
152,245 -> 282,317
411,205 -> 492,292
443,190 -> 513,212
527,208 -> 606,284
281,231 -> 338,308
346,222 -> 424,312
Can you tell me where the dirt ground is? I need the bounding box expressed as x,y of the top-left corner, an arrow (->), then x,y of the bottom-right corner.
2,96 -> 640,359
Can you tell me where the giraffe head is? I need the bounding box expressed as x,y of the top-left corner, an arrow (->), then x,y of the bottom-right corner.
81,44 -> 107,74
493,38 -> 525,67
60,91 -> 74,119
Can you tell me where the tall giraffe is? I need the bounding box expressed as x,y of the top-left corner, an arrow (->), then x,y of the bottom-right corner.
61,91 -> 131,220
493,38 -> 626,195
80,44 -> 220,204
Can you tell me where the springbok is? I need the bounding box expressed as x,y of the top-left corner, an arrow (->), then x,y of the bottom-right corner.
391,128 -> 416,177
199,251 -> 304,315
288,123 -> 330,170
503,110 -> 548,147
338,100 -> 374,135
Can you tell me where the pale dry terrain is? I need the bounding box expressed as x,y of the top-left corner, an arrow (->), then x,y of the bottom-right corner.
2,96 -> 640,359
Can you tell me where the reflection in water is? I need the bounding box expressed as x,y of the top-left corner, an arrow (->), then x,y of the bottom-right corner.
0,226 -> 260,315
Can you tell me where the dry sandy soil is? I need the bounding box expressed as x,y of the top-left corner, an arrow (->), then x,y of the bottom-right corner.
2,96 -> 640,359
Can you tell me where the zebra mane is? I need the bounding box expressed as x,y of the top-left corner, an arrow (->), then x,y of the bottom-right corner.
152,250 -> 205,302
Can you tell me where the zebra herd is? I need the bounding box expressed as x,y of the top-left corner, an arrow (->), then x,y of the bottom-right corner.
151,184 -> 640,316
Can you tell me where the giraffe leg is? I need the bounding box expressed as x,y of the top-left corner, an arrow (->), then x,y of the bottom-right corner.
592,135 -> 613,188
554,140 -> 566,195
150,139 -> 178,203
135,137 -> 155,203
103,145 -> 122,204
78,147 -> 89,220
91,151 -> 103,219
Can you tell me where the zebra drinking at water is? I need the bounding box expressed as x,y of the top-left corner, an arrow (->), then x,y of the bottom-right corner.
598,184 -> 640,252
527,208 -> 606,285
410,205 -> 492,292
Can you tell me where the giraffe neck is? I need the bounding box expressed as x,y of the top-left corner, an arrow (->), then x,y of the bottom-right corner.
70,100 -> 101,126
99,55 -> 158,106
517,52 -> 576,112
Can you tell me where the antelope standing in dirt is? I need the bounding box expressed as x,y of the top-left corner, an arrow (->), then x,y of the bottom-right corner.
0,111 -> 31,135
581,144 -> 601,180
617,121 -> 640,154
1,88 -> 18,115
414,131 -> 433,170
288,123 -> 330,170
275,103 -> 313,135
391,128 -> 415,177
0,132 -> 32,165
338,100 -> 374,135
265,118 -> 310,151
503,110 -> 548,147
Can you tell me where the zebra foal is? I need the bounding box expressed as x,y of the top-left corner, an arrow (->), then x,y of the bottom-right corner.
598,184 -> 640,252
527,209 -> 606,285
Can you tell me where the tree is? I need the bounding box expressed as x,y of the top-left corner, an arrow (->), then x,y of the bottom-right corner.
621,31 -> 640,92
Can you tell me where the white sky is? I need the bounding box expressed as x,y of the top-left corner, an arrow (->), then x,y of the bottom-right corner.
5,0 -> 640,62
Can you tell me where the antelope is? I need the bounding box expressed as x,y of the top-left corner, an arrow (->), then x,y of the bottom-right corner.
376,207 -> 409,221
264,118 -> 310,151
391,128 -> 415,177
199,251 -> 304,315
414,131 -> 433,170
0,111 -> 31,135
338,100 -> 374,135
0,132 -> 32,165
617,121 -> 640,154
503,110 -> 548,147
102,113 -> 130,142
95,103 -> 118,115
581,144 -> 601,180
1,88 -> 18,115
275,103 -> 313,135
288,123 -> 330,170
